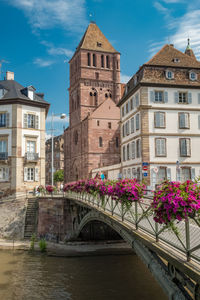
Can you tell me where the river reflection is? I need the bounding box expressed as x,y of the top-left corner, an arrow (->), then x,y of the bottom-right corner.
0,250 -> 168,300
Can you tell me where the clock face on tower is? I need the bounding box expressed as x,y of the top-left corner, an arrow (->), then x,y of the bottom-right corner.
74,130 -> 78,145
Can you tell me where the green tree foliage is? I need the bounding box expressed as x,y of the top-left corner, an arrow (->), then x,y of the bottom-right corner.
54,169 -> 64,183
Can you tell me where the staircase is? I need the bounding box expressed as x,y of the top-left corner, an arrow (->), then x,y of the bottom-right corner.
24,198 -> 38,239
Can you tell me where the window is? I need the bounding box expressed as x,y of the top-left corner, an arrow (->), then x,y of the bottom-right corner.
132,168 -> 136,179
0,89 -> 6,99
155,91 -> 164,102
95,72 -> 99,80
173,58 -> 180,63
178,92 -> 187,103
0,140 -> 7,159
99,137 -> 103,147
154,112 -> 165,128
125,121 -> 130,135
136,114 -> 140,130
27,141 -> 36,153
122,107 -> 125,117
87,53 -> 91,66
155,138 -> 166,157
136,167 -> 141,181
0,113 -> 7,127
158,167 -> 167,182
130,97 -> 134,110
122,124 -> 125,137
181,167 -> 191,182
93,54 -> 96,67
123,146 -> 126,161
180,138 -> 190,157
189,72 -> 197,81
74,131 -> 78,145
131,141 -> 135,159
97,120 -> 100,126
106,56 -> 110,68
116,137 -> 119,148
24,114 -> 39,129
108,122 -> 111,129
179,113 -> 189,129
135,94 -> 139,107
101,55 -> 104,68
136,139 -> 140,158
131,117 -> 134,133
0,167 -> 9,181
126,102 -> 129,114
97,42 -> 102,47
27,168 -> 34,181
127,144 -> 130,160
166,70 -> 174,79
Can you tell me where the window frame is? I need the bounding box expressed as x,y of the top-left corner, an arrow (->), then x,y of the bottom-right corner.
154,90 -> 164,103
178,112 -> 190,129
189,71 -> 197,81
166,70 -> 174,80
178,92 -> 188,104
154,111 -> 166,128
155,138 -> 167,157
179,138 -> 191,157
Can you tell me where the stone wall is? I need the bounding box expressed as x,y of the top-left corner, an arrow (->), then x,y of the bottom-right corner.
0,198 -> 26,239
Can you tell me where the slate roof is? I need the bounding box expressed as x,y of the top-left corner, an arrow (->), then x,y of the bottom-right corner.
76,22 -> 118,54
0,79 -> 50,106
146,44 -> 200,68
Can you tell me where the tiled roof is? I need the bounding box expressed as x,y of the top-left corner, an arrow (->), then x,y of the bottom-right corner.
146,44 -> 200,68
76,22 -> 118,53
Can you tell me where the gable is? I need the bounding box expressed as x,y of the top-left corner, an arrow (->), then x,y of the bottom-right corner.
90,98 -> 120,119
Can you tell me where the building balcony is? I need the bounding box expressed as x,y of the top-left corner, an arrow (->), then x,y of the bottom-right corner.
25,152 -> 39,162
0,152 -> 8,160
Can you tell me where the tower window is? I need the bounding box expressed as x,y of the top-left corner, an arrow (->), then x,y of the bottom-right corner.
87,53 -> 91,66
99,137 -> 103,147
116,137 -> 119,148
108,122 -> 111,129
93,54 -> 96,67
97,120 -> 100,126
95,72 -> 99,79
101,55 -> 104,68
106,56 -> 110,68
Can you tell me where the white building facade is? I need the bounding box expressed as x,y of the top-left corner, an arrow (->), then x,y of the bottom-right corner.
0,72 -> 49,196
119,42 -> 200,189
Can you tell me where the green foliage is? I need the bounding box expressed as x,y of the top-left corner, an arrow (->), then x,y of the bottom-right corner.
30,233 -> 36,251
54,169 -> 64,183
39,239 -> 47,252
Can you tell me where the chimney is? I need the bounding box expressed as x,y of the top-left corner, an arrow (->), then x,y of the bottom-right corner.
6,71 -> 14,81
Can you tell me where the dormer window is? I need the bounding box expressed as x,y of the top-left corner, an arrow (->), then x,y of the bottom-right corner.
189,71 -> 197,81
97,42 -> 102,47
173,58 -> 180,63
0,89 -> 6,99
166,70 -> 174,80
21,86 -> 36,100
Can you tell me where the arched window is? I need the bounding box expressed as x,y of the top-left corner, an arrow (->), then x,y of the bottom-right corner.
116,137 -> 119,148
101,55 -> 104,68
93,54 -> 96,67
94,92 -> 98,106
89,90 -> 98,106
106,56 -> 110,68
87,53 -> 91,66
99,137 -> 103,147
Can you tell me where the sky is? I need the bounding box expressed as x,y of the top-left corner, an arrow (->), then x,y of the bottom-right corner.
0,0 -> 200,136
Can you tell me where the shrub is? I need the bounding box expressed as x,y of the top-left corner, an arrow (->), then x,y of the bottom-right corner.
39,239 -> 47,252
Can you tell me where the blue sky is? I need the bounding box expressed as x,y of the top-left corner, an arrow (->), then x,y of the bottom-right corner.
0,0 -> 199,136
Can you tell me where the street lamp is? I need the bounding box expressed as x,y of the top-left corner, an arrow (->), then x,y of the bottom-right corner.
51,112 -> 67,186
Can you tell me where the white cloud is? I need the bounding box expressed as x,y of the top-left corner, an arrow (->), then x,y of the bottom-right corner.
33,58 -> 55,67
7,0 -> 87,33
47,47 -> 73,57
46,115 -> 69,123
162,0 -> 185,3
121,73 -> 131,83
154,1 -> 169,13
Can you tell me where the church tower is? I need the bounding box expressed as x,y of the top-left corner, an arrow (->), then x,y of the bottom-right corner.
68,22 -> 121,127
64,23 -> 121,182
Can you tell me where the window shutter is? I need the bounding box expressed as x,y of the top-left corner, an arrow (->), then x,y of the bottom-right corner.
35,115 -> 39,129
131,117 -> 134,133
179,113 -> 184,128
6,113 -> 9,127
198,115 -> 200,129
135,94 -> 139,107
188,93 -> 192,104
167,168 -> 171,181
35,168 -> 39,181
24,114 -> 28,128
155,112 -> 160,127
151,169 -> 157,189
185,113 -> 189,128
176,168 -> 181,181
156,139 -> 160,156
150,91 -> 154,103
161,139 -> 165,155
24,167 -> 28,181
160,113 -> 165,127
5,168 -> 9,181
191,168 -> 195,182
164,91 -> 168,103
132,141 -> 135,159
174,92 -> 179,103
186,139 -> 190,156
198,93 -> 200,104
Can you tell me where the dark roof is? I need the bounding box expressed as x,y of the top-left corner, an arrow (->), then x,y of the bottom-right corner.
146,44 -> 200,68
0,79 -> 50,105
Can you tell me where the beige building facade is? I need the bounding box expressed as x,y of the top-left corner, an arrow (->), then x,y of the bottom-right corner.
0,71 -> 49,196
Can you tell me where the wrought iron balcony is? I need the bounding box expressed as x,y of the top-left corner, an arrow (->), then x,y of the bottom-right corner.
25,152 -> 39,161
0,152 -> 8,160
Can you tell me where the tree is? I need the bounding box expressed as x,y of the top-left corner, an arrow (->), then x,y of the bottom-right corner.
54,169 -> 64,183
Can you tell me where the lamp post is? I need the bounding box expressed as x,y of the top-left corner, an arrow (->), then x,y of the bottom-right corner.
51,112 -> 66,186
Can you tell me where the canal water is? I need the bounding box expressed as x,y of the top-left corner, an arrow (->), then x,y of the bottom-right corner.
0,250 -> 168,300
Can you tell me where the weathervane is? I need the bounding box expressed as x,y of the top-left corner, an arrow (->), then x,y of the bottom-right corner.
89,13 -> 96,24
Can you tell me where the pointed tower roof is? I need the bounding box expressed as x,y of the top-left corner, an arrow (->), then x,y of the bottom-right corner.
185,38 -> 196,59
146,44 -> 200,68
76,22 -> 118,54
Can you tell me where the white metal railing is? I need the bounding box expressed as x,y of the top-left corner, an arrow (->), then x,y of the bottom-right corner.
65,191 -> 200,264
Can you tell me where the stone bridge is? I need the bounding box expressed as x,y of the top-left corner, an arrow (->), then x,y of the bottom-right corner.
37,192 -> 200,300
